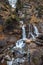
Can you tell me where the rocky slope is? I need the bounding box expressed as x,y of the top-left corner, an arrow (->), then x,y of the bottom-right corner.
0,0 -> 43,65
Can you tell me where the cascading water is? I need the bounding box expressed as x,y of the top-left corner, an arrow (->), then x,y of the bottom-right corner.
7,59 -> 13,65
16,21 -> 26,48
28,24 -> 39,39
29,24 -> 35,39
29,32 -> 35,39
8,0 -> 17,8
33,25 -> 39,37
22,25 -> 26,40
16,39 -> 25,48
5,1 -> 30,65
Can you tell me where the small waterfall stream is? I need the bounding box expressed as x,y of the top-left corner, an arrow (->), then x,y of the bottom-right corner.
8,0 -> 17,8
7,59 -> 13,65
3,0 -> 41,65
6,21 -> 28,65
6,21 -> 39,65
33,25 -> 39,37
29,32 -> 35,39
29,24 -> 39,39
29,24 -> 35,39
16,21 -> 26,48
22,25 -> 26,40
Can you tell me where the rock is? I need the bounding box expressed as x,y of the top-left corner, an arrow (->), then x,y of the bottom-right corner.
4,55 -> 11,61
37,34 -> 43,40
35,34 -> 43,46
12,48 -> 27,58
7,58 -> 14,65
28,43 -> 37,49
31,49 -> 43,65
25,39 -> 32,44
0,40 -> 6,48
13,29 -> 21,34
12,57 -> 29,65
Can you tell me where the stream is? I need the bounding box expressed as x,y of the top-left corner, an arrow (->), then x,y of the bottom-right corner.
8,0 -> 17,8
6,21 -> 30,65
6,19 -> 39,65
6,0 -> 40,65
28,24 -> 39,39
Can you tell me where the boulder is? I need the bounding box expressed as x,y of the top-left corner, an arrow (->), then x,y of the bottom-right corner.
35,34 -> 43,46
24,39 -> 32,44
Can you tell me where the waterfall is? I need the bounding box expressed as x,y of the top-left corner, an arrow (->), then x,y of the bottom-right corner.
30,32 -> 35,39
6,21 -> 30,65
16,21 -> 26,48
28,24 -> 39,39
5,55 -> 14,65
7,58 -> 14,65
8,0 -> 17,8
22,25 -> 26,40
6,21 -> 27,65
33,25 -> 39,37
7,61 -> 13,65
16,39 -> 25,48
28,24 -> 35,39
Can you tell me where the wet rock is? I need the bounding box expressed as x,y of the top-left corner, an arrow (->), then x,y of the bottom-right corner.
13,58 -> 25,63
15,39 -> 26,49
35,34 -> 43,46
12,47 -> 27,58
12,57 -> 29,65
7,58 -> 14,65
37,34 -> 43,40
4,55 -> 11,61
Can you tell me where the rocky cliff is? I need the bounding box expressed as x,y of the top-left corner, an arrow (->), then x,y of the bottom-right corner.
0,0 -> 43,65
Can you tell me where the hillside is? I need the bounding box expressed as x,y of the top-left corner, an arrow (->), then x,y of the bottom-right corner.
0,0 -> 43,65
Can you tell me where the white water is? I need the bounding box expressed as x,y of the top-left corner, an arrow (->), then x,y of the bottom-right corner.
8,0 -> 17,8
7,61 -> 13,65
29,32 -> 35,39
33,25 -> 39,37
7,58 -> 14,65
5,55 -> 14,65
6,22 -> 27,65
22,25 -> 26,40
16,21 -> 26,48
29,24 -> 35,39
29,24 -> 39,39
16,39 -> 25,48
